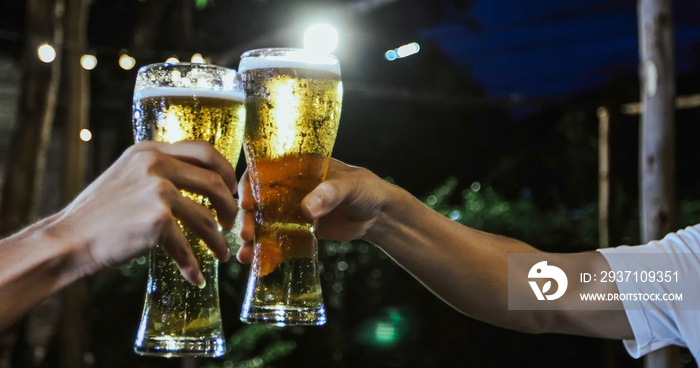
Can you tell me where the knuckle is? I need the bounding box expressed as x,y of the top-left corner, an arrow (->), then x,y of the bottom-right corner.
151,177 -> 177,197
201,212 -> 218,231
190,140 -> 217,161
147,203 -> 173,231
131,150 -> 162,173
211,175 -> 230,195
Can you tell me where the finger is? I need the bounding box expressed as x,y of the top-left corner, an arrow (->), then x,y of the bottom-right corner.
134,141 -> 238,194
301,180 -> 345,220
160,218 -> 205,287
238,170 -> 255,212
236,241 -> 254,264
170,192 -> 232,263
141,151 -> 237,230
238,203 -> 255,243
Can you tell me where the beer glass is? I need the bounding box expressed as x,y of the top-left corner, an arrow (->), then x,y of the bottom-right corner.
239,48 -> 343,326
132,63 -> 245,357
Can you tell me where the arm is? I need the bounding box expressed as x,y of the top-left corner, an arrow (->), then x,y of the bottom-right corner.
238,159 -> 633,339
0,141 -> 237,331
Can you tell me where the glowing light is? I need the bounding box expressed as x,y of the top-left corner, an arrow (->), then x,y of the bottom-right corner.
269,79 -> 301,157
374,323 -> 397,344
37,44 -> 56,63
79,129 -> 92,142
119,53 -> 136,70
160,109 -> 186,143
396,42 -> 420,58
165,56 -> 180,64
303,24 -> 339,53
190,53 -> 205,63
385,42 -> 420,62
80,54 -> 97,70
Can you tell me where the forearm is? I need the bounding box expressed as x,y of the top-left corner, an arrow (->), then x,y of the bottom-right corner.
0,214 -> 85,331
363,183 -> 634,339
364,183 -> 547,332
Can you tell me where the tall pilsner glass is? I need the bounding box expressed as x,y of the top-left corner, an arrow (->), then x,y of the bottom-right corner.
239,48 -> 343,326
132,63 -> 245,357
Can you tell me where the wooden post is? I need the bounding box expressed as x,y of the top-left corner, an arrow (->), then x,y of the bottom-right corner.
58,1 -> 91,367
597,107 -> 610,249
637,0 -> 679,366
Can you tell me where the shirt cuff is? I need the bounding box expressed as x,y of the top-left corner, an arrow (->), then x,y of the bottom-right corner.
597,248 -> 671,358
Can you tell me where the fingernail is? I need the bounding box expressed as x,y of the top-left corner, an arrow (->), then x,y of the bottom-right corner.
197,278 -> 207,289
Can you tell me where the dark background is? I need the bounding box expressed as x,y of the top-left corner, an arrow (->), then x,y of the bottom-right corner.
1,0 -> 700,367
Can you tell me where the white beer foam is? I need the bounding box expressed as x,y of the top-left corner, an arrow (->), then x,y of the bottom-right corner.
134,87 -> 245,102
239,51 -> 341,76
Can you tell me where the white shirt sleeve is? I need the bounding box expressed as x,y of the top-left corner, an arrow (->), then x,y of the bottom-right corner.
597,224 -> 700,360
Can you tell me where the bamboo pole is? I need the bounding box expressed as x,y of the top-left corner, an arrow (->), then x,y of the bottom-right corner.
597,107 -> 610,249
637,0 -> 679,366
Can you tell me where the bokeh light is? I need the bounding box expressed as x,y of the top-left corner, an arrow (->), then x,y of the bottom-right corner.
80,54 -> 98,70
79,129 -> 92,142
303,24 -> 339,53
37,44 -> 56,63
119,53 -> 136,70
190,53 -> 205,63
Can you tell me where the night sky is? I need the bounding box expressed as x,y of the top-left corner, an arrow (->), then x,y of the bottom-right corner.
422,0 -> 700,98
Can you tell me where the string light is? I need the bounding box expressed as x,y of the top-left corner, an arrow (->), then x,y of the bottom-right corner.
31,42 -> 210,69
80,54 -> 97,70
119,53 -> 136,70
79,129 -> 92,142
190,53 -> 205,63
37,43 -> 56,63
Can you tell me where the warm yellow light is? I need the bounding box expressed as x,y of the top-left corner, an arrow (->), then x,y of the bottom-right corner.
165,57 -> 180,64
269,79 -> 301,157
80,54 -> 97,70
303,24 -> 338,53
190,53 -> 205,63
37,44 -> 56,63
160,109 -> 186,143
79,129 -> 92,142
119,53 -> 136,70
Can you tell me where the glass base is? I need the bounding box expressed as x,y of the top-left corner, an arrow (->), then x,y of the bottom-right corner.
240,304 -> 326,326
134,336 -> 225,358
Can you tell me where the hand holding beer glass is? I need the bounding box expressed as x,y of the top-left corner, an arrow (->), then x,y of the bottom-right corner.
132,63 -> 245,356
239,48 -> 343,326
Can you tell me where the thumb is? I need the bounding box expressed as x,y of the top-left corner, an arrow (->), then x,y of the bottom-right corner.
301,181 -> 345,220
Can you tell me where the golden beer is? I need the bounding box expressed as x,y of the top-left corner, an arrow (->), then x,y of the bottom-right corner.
132,63 -> 245,357
239,49 -> 343,326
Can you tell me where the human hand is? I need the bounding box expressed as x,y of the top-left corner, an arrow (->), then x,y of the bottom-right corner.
54,141 -> 238,286
237,159 -> 392,263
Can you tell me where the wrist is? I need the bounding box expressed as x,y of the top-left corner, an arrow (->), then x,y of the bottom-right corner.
363,181 -> 420,246
44,211 -> 99,279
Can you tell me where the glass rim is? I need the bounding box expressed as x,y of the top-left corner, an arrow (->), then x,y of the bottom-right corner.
240,48 -> 339,61
137,61 -> 237,74
238,48 -> 341,75
133,62 -> 242,98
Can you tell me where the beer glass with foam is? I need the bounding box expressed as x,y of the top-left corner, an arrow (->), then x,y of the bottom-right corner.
239,48 -> 343,326
132,62 -> 245,357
